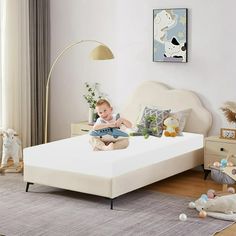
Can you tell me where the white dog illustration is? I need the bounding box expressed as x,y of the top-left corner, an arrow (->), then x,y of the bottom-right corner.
164,37 -> 187,62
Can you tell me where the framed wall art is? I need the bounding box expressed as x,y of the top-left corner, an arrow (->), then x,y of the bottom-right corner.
220,128 -> 236,140
153,8 -> 188,63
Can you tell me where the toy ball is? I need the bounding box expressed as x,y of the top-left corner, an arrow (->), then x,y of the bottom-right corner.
207,189 -> 215,199
188,202 -> 196,209
200,194 -> 208,201
220,159 -> 228,168
199,210 -> 207,218
227,161 -> 234,167
213,161 -> 220,167
227,187 -> 235,194
179,213 -> 187,221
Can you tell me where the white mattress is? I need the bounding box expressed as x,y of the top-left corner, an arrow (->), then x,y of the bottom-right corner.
24,133 -> 203,178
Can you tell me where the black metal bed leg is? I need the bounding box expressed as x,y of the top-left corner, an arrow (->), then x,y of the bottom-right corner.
201,164 -> 204,172
201,164 -> 210,180
204,170 -> 211,180
26,182 -> 34,192
110,199 -> 113,210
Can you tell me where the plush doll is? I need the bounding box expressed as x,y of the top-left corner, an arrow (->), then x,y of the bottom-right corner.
194,194 -> 236,214
1,129 -> 22,168
163,116 -> 180,137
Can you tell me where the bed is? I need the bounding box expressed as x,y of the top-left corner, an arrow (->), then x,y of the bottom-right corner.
23,81 -> 212,208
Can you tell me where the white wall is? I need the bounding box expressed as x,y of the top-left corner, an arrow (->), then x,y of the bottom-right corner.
50,0 -> 236,141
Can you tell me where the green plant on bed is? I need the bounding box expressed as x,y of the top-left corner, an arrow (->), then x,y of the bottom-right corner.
130,115 -> 157,139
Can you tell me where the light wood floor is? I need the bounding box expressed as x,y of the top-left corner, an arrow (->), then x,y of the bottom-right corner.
145,170 -> 236,236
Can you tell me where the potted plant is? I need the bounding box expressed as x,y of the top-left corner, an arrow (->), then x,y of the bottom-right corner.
83,82 -> 102,123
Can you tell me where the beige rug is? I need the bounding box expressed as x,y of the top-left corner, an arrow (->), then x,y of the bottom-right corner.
0,174 -> 234,236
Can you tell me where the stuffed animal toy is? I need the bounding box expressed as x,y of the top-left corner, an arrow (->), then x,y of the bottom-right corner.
194,194 -> 236,214
90,128 -> 129,139
90,113 -> 129,139
1,129 -> 22,168
163,116 -> 180,137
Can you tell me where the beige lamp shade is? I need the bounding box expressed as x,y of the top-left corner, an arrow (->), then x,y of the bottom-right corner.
90,45 -> 114,60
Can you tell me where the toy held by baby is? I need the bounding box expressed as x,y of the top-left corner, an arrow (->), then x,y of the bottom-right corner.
90,113 -> 129,138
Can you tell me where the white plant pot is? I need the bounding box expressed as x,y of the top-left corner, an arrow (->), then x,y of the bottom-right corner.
88,108 -> 95,124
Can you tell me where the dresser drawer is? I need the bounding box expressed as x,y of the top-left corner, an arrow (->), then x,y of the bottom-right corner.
205,140 -> 236,156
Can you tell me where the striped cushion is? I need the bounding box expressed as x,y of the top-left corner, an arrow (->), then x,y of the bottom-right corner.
138,107 -> 171,137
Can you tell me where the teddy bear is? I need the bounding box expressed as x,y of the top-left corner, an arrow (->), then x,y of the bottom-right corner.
163,116 -> 180,137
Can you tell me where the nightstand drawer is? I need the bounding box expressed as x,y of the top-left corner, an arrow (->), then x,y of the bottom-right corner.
204,136 -> 236,172
71,122 -> 93,137
205,141 -> 236,156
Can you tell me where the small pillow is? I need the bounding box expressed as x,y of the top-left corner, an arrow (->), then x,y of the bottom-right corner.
138,107 -> 171,137
170,109 -> 191,135
135,104 -> 159,125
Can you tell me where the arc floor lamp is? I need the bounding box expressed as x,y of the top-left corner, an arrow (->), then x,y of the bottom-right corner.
44,40 -> 114,143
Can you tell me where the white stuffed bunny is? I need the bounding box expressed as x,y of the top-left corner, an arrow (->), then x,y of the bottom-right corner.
1,129 -> 22,168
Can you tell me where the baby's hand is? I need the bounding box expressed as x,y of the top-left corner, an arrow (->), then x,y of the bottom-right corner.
108,123 -> 116,128
115,118 -> 123,128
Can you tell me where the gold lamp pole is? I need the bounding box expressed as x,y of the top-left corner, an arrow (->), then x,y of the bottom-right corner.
44,40 -> 114,143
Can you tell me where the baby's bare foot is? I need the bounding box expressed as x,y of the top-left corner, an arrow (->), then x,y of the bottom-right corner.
107,142 -> 114,150
101,143 -> 114,151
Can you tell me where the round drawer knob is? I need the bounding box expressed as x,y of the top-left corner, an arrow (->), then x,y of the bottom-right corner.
220,148 -> 224,151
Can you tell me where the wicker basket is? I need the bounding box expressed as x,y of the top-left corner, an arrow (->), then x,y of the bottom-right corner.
210,166 -> 236,185
210,152 -> 236,185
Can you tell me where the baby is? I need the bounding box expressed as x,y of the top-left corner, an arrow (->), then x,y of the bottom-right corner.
89,99 -> 132,151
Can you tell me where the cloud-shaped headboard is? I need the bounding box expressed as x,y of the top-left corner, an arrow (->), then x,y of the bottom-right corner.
121,81 -> 212,137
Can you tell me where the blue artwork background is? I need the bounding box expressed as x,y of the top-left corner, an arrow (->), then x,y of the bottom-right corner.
153,8 -> 187,62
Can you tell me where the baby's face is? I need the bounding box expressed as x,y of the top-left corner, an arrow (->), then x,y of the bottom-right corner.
96,103 -> 113,121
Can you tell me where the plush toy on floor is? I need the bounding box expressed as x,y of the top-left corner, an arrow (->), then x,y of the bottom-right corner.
0,129 -> 22,174
194,191 -> 236,214
163,116 -> 180,137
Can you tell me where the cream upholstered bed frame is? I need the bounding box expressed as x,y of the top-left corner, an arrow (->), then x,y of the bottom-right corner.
121,81 -> 212,137
24,81 -> 212,208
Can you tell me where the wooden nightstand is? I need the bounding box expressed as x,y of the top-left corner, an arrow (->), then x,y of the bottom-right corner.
204,136 -> 236,179
71,122 -> 93,137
